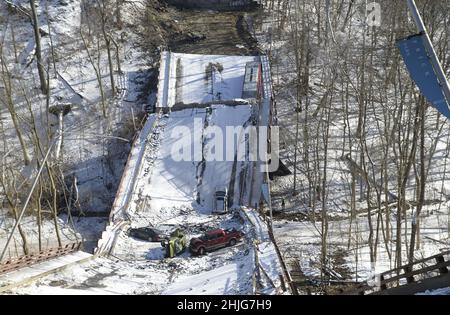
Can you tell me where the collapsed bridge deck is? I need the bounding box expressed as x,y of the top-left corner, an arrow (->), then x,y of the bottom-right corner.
5,52 -> 285,295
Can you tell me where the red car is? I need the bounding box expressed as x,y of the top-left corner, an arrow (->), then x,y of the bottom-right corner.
189,228 -> 244,255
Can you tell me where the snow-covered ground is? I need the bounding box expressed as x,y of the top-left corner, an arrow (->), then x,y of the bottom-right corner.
249,1 -> 450,293
0,211 -> 82,258
11,256 -> 170,295
0,0 -> 153,259
274,202 -> 450,282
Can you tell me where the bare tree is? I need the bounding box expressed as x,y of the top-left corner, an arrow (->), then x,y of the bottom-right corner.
0,55 -> 31,165
29,0 -> 48,94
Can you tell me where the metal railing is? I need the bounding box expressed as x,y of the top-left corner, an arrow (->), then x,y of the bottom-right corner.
342,250 -> 450,295
0,242 -> 81,275
377,250 -> 450,292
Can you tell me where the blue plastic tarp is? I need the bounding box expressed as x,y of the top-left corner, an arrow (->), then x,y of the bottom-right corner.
397,33 -> 450,119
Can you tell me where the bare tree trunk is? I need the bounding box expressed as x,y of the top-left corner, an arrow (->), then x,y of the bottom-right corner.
45,163 -> 62,247
320,91 -> 332,279
408,97 -> 426,263
0,57 -> 31,165
45,0 -> 58,77
291,2 -> 302,195
109,35 -> 122,74
10,26 -> 19,63
105,35 -> 115,95
98,0 -> 116,95
80,30 -> 107,117
30,0 -> 48,94
0,169 -> 29,256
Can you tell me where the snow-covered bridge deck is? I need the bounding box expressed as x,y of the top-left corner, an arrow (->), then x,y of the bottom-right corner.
157,52 -> 259,109
105,52 -> 285,294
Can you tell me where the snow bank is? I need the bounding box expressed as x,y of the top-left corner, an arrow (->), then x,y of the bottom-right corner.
163,253 -> 254,295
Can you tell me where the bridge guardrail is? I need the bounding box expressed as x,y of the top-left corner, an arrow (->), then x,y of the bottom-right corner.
95,115 -> 159,256
0,242 -> 81,275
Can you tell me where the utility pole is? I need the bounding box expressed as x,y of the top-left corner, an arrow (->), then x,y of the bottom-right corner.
406,0 -> 450,106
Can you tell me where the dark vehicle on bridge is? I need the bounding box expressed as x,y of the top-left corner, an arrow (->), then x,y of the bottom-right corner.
189,228 -> 244,255
128,225 -> 178,242
128,227 -> 164,242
